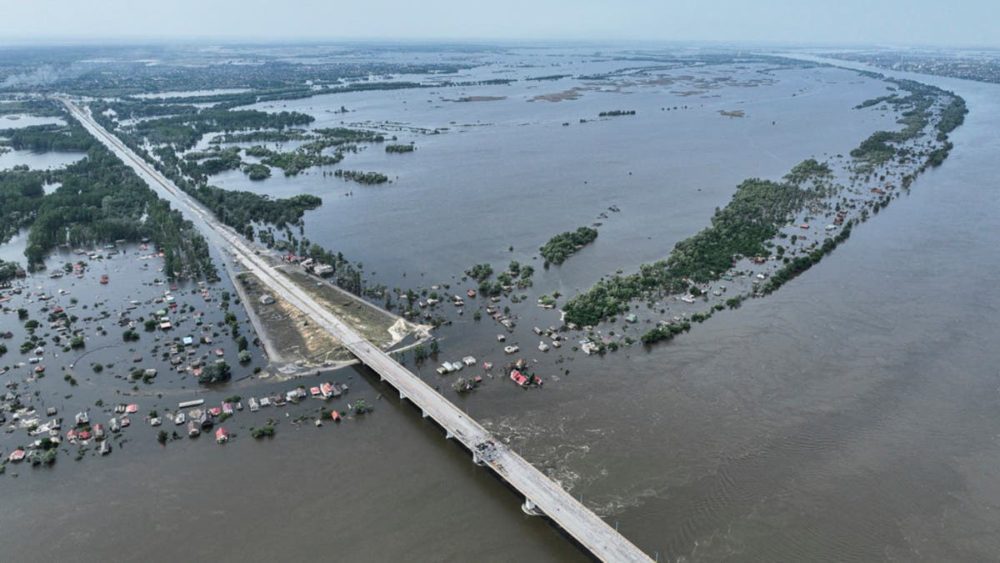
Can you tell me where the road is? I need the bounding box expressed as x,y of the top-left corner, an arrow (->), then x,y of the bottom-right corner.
61,98 -> 653,562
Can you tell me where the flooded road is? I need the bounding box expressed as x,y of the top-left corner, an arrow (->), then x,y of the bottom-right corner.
2,51 -> 1000,561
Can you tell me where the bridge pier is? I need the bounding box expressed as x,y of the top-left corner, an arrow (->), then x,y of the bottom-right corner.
421,410 -> 429,419
445,430 -> 454,440
472,451 -> 486,466
399,391 -> 407,402
521,498 -> 544,516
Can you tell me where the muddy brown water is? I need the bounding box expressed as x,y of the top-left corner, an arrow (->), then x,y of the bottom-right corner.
3,50 -> 1000,561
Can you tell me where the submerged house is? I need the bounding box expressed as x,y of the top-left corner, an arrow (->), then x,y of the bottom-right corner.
510,369 -> 529,387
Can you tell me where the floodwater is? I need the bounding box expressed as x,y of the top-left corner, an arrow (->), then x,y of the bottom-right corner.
0,229 -> 28,263
219,61 -> 899,293
0,148 -> 84,170
0,114 -> 66,129
132,88 -> 252,99
3,49 -> 1000,562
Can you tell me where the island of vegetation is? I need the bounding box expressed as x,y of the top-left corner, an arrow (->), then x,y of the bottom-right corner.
598,110 -> 636,117
182,146 -> 243,180
385,143 -> 415,153
334,170 -> 389,185
247,145 -> 342,177
540,227 -> 599,266
243,163 -> 272,181
526,74 -> 573,82
250,424 -> 276,439
225,127 -> 387,178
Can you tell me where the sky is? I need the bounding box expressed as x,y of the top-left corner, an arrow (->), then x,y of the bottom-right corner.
2,0 -> 998,47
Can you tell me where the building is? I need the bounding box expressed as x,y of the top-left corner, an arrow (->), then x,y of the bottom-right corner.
510,369 -> 529,386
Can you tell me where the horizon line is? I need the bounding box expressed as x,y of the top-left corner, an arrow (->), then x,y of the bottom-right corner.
0,36 -> 997,51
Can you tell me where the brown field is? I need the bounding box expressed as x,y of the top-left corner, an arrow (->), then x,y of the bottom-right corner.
279,267 -> 425,349
530,88 -> 585,102
237,272 -> 353,368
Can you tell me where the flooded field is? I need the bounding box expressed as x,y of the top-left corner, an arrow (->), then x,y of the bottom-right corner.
2,47 -> 1000,562
0,114 -> 66,129
0,149 -> 84,170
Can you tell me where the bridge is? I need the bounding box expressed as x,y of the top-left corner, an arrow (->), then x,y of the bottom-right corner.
62,98 -> 653,562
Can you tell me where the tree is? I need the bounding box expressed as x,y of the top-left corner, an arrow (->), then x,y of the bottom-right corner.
465,263 -> 493,282
353,399 -> 372,415
0,260 -> 19,285
198,360 -> 232,384
413,345 -> 427,363
540,227 -> 598,265
251,424 -> 275,439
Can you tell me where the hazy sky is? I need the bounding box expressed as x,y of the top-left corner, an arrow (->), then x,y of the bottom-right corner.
3,0 -> 997,47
